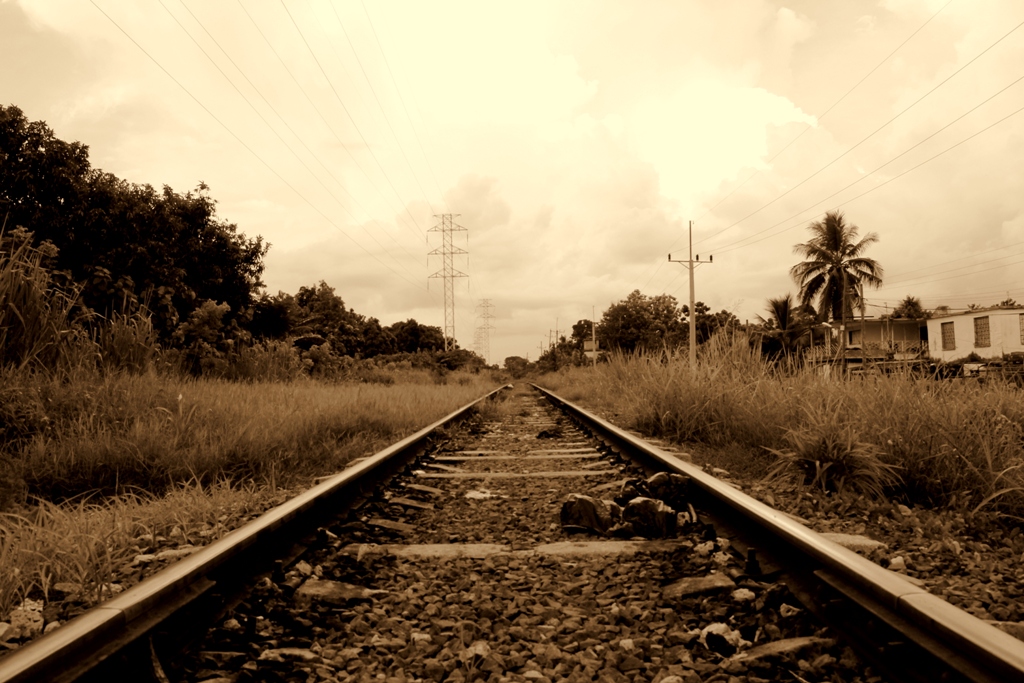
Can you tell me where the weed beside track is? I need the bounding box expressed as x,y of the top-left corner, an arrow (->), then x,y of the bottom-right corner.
537,337 -> 1024,518
0,374 -> 502,637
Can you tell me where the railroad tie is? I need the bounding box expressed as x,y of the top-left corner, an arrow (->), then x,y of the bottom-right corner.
340,539 -> 692,559
434,453 -> 603,461
386,496 -> 434,510
402,482 -> 445,496
416,470 -> 619,479
367,518 -> 417,533
423,462 -> 465,473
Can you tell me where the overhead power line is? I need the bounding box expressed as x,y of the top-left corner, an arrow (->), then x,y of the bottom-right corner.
635,0 -> 955,293
872,253 -> 1024,290
883,240 -> 1024,282
278,0 -> 426,236
695,66 -> 1024,261
326,2 -> 437,215
163,0 -> 423,276
658,84 -> 1024,297
694,0 -> 956,234
89,0 -> 426,291
696,12 -> 1024,250
710,95 -> 1024,257
234,0 -> 422,241
360,0 -> 451,213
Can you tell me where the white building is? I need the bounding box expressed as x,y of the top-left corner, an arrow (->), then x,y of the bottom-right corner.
925,307 -> 1024,362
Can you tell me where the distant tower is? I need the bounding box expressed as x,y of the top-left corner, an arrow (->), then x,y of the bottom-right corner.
428,214 -> 468,351
474,299 -> 496,364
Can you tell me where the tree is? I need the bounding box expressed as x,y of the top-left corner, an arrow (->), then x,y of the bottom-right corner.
685,302 -> 741,344
387,319 -> 446,353
251,291 -> 300,339
293,281 -> 366,355
597,290 -> 685,353
358,317 -> 396,358
790,211 -> 883,322
570,319 -> 594,351
757,294 -> 810,358
890,295 -> 927,319
0,105 -> 90,241
537,334 -> 582,371
0,105 -> 268,340
437,348 -> 486,372
503,356 -> 530,378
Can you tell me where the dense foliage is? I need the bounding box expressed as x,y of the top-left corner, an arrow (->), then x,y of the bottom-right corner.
0,105 -> 484,377
593,290 -> 740,355
1,105 -> 267,336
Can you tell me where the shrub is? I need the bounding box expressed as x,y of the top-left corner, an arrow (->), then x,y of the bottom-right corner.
213,341 -> 305,383
95,310 -> 158,373
765,398 -> 902,499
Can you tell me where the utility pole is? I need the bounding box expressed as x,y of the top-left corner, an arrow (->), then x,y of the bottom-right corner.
860,284 -> 868,373
428,214 -> 468,351
840,269 -> 848,374
668,220 -> 713,375
592,305 -> 597,367
550,320 -> 563,372
473,299 -> 496,365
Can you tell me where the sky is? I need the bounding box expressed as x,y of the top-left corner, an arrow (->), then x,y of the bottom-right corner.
3,0 -> 1024,364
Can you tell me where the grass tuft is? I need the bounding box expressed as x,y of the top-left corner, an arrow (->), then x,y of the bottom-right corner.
764,398 -> 901,499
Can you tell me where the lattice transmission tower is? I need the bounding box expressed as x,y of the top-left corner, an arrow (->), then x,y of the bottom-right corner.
474,299 -> 496,364
428,214 -> 468,351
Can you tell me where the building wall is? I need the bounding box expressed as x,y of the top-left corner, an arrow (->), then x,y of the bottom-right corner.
846,320 -> 924,347
926,311 -> 1024,361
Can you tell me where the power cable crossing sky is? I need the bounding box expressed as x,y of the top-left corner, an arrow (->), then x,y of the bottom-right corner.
8,0 -> 1022,360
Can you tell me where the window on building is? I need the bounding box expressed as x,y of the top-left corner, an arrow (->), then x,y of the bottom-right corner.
974,316 -> 991,348
849,329 -> 862,345
941,322 -> 955,351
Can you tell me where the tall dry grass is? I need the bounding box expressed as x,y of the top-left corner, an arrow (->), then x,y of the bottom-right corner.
0,480 -> 279,621
0,228 -> 78,370
0,372 -> 502,623
538,334 -> 1024,516
2,370 -> 498,500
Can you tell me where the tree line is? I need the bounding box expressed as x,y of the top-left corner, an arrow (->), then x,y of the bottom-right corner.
504,294 -> 743,375
0,104 -> 483,376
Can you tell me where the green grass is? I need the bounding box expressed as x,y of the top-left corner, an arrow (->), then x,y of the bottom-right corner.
537,335 -> 1024,517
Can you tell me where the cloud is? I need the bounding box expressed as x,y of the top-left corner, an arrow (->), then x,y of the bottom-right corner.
9,0 -> 1024,364
442,175 -> 512,233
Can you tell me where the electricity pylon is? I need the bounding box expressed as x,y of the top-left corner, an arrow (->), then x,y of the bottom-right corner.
474,299 -> 496,364
428,214 -> 468,351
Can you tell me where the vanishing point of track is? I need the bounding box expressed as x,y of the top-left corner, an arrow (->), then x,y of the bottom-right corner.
0,384 -> 1022,683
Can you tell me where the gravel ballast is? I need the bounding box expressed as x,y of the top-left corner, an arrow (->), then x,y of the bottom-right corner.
173,392 -> 886,682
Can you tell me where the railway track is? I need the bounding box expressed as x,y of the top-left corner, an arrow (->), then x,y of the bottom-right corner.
0,383 -> 1022,683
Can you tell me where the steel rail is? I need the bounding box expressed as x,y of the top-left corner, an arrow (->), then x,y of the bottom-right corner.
534,384 -> 1024,683
0,384 -> 511,683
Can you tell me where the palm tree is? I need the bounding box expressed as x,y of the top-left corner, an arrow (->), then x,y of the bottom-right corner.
790,211 -> 883,322
757,294 -> 811,358
891,295 -> 927,319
